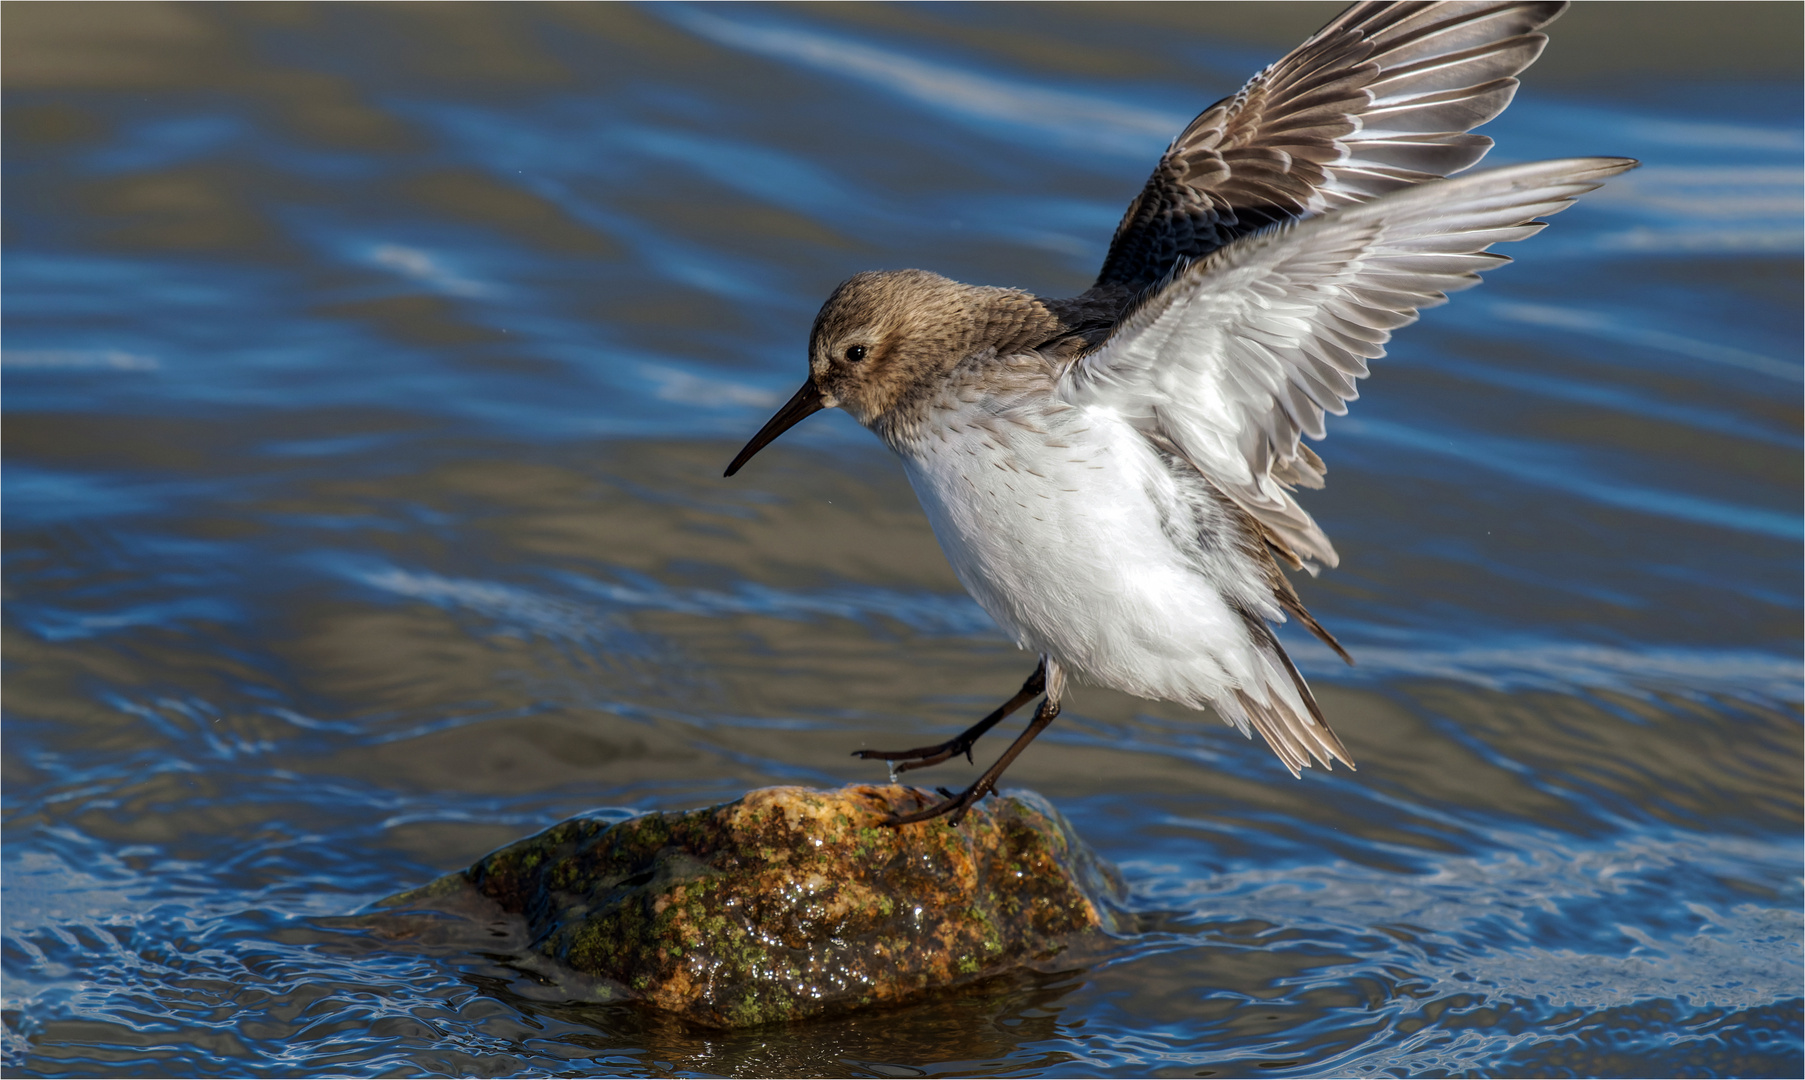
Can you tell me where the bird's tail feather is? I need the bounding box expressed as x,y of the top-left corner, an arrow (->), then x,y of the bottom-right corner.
1218,615 -> 1354,776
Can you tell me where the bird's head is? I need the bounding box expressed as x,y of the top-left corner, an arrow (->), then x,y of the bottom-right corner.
724,269 -> 981,476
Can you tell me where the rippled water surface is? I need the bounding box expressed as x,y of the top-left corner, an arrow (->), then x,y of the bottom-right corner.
5,3 -> 1802,1075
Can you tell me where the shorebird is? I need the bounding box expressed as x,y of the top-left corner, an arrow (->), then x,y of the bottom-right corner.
725,1 -> 1632,825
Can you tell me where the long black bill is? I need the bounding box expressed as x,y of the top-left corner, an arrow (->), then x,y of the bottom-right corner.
723,378 -> 826,477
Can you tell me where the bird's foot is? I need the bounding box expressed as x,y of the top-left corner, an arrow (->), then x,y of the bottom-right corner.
852,661 -> 1047,779
883,779 -> 991,828
851,734 -> 974,775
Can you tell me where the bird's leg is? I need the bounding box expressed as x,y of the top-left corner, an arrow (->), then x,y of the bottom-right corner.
852,659 -> 1045,774
885,657 -> 1065,828
887,692 -> 1062,827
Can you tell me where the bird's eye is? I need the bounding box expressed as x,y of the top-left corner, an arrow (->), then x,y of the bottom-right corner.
845,345 -> 868,363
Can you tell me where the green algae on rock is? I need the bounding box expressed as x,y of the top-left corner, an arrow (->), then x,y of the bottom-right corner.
384,784 -> 1122,1027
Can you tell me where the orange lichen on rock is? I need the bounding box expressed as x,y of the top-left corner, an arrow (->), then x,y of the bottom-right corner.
407,784 -> 1121,1027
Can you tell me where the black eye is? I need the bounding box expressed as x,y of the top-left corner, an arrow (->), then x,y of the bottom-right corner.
845,345 -> 868,363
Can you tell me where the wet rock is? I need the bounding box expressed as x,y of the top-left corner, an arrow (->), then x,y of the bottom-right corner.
385,784 -> 1122,1027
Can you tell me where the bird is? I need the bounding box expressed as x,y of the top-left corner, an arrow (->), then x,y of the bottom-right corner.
723,1 -> 1633,826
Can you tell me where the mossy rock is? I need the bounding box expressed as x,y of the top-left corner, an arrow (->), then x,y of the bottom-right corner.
384,784 -> 1123,1027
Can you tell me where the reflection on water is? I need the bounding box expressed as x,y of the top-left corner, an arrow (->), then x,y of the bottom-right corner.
4,2 -> 1801,1076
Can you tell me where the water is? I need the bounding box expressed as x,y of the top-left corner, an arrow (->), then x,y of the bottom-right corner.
4,3 -> 1800,1075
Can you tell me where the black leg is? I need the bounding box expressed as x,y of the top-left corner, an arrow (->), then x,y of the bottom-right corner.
852,660 -> 1045,775
887,695 -> 1062,827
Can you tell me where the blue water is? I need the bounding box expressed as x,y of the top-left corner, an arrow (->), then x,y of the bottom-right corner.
4,3 -> 1800,1075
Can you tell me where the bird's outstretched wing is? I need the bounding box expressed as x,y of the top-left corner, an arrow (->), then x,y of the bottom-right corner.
1094,1 -> 1568,293
1061,157 -> 1636,569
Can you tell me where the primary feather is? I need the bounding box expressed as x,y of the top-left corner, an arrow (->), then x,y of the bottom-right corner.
1096,1 -> 1570,292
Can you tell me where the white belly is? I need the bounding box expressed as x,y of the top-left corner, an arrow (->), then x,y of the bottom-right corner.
898,403 -> 1273,708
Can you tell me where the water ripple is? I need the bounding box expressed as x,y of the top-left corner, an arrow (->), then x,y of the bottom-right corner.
4,3 -> 1799,1075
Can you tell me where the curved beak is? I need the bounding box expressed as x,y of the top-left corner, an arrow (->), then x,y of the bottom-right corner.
723,378 -> 826,477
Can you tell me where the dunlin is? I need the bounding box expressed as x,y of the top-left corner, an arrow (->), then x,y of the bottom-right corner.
725,1 -> 1633,824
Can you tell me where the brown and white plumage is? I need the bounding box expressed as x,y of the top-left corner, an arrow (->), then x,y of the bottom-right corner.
725,2 -> 1632,822
1096,0 -> 1568,292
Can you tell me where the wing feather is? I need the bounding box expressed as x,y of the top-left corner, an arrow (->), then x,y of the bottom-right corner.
1062,157 -> 1636,569
1093,1 -> 1570,291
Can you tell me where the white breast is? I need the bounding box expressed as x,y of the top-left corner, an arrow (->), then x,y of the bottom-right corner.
897,395 -> 1280,709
